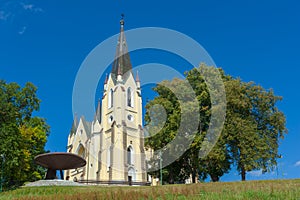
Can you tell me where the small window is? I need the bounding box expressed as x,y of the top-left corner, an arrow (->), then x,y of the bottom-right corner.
108,89 -> 113,108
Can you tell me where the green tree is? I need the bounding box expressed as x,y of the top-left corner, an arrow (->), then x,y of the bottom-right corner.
145,77 -> 200,184
145,64 -> 287,182
145,64 -> 230,183
186,65 -> 230,182
0,80 -> 49,189
224,79 -> 287,181
145,79 -> 186,184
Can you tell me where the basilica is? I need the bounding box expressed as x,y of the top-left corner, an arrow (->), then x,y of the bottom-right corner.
64,18 -> 150,185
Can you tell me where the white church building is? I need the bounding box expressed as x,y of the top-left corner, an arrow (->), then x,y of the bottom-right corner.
64,18 -> 150,185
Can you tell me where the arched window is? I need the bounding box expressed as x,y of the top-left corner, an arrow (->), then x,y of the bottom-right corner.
108,89 -> 113,108
127,87 -> 134,107
127,146 -> 134,165
77,144 -> 85,158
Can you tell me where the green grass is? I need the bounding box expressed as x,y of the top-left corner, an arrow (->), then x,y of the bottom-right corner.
0,179 -> 300,200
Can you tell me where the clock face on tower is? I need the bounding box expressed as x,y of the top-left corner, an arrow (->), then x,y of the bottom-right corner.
127,114 -> 134,122
108,115 -> 114,123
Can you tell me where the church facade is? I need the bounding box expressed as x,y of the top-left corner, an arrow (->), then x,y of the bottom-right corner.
64,19 -> 149,185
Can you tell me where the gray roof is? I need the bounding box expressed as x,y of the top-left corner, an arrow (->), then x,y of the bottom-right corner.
95,99 -> 101,123
111,18 -> 132,81
70,115 -> 78,137
81,116 -> 92,138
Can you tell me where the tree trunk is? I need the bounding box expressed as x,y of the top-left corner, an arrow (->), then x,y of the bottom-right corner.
210,174 -> 219,182
241,165 -> 246,181
192,169 -> 196,183
169,170 -> 174,184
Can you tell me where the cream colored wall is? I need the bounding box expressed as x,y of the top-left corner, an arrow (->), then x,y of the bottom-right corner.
86,133 -> 100,181
101,72 -> 146,182
124,73 -> 142,127
98,135 -> 111,181
65,118 -> 89,181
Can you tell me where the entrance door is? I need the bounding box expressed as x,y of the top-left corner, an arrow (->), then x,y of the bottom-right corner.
128,176 -> 132,186
128,167 -> 135,186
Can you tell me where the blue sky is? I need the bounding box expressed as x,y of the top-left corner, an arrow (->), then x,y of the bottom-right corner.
0,0 -> 299,182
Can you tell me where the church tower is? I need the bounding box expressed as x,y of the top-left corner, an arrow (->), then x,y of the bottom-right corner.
100,17 -> 146,183
65,17 -> 147,185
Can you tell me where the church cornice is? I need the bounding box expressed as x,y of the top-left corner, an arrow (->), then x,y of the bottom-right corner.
105,128 -> 112,134
126,126 -> 138,132
120,86 -> 125,92
92,131 -> 102,135
125,108 -> 137,113
106,110 -> 113,116
138,124 -> 143,130
113,86 -> 118,92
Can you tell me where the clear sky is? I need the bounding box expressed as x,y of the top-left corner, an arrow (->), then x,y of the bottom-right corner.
0,0 -> 299,182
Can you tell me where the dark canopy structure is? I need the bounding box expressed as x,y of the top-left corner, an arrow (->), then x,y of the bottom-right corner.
35,152 -> 86,180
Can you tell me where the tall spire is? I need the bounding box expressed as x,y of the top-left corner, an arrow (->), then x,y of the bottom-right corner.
135,71 -> 140,82
95,99 -> 101,122
70,114 -> 78,136
111,14 -> 132,79
104,73 -> 108,84
136,71 -> 141,89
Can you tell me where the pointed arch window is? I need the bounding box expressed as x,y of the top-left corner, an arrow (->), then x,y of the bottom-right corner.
108,89 -> 113,108
77,144 -> 86,159
127,146 -> 134,165
127,87 -> 134,107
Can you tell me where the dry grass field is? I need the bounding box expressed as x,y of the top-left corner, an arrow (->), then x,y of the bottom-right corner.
0,179 -> 299,200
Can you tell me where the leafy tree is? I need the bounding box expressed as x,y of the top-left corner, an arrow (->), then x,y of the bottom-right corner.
0,80 -> 49,189
145,77 -> 200,184
185,65 -> 231,182
145,78 -> 186,184
145,64 -> 230,183
224,79 -> 287,181
145,64 -> 287,182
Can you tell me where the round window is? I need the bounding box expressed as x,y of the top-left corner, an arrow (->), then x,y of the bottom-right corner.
127,114 -> 134,121
108,115 -> 114,123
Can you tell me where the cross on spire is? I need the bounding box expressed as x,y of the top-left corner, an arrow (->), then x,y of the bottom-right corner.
120,13 -> 125,26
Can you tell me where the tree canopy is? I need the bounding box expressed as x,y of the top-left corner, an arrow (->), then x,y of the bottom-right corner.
145,64 -> 287,183
0,80 -> 49,189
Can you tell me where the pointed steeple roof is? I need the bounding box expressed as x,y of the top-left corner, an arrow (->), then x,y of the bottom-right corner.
81,116 -> 91,138
95,99 -> 101,122
136,71 -> 140,82
70,114 -> 78,136
111,15 -> 132,79
104,73 -> 108,84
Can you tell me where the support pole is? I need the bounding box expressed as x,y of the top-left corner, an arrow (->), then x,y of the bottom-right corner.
159,151 -> 162,185
60,170 -> 64,180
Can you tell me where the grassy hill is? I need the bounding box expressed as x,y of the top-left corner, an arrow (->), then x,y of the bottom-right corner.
0,179 -> 299,200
